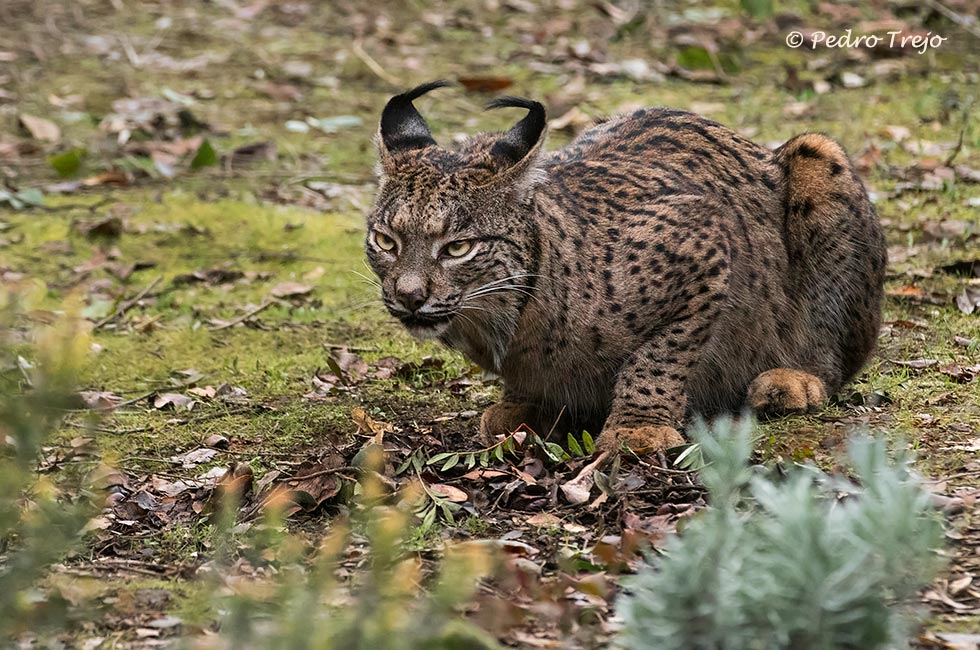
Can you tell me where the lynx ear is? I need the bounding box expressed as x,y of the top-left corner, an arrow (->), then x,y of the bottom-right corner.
379,80 -> 449,157
485,97 -> 547,171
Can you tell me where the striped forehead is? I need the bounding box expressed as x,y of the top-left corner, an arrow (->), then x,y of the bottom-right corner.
390,201 -> 449,237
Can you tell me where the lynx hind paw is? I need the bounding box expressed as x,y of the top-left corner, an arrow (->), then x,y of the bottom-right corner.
595,425 -> 685,455
479,401 -> 535,444
747,368 -> 827,415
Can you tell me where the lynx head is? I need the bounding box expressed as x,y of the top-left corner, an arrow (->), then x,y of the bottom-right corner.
366,81 -> 547,350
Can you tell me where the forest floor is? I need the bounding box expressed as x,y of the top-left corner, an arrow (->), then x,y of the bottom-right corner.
2,0 -> 980,647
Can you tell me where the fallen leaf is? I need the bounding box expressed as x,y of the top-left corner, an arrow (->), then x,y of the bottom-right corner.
527,512 -> 563,527
956,287 -> 980,315
77,390 -> 123,409
174,268 -> 245,286
351,407 -> 394,438
205,434 -> 229,448
19,114 -> 61,142
892,358 -> 939,369
429,483 -> 468,502
271,281 -> 313,298
154,393 -> 195,411
560,452 -> 609,505
458,76 -> 514,93
188,385 -> 217,399
170,448 -> 217,468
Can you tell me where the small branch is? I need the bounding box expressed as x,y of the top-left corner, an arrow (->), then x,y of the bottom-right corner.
352,39 -> 403,87
944,98 -> 974,167
36,197 -> 115,214
93,275 -> 163,330
209,299 -> 277,332
287,466 -> 355,481
925,0 -> 980,39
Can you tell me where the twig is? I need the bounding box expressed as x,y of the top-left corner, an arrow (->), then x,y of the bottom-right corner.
351,39 -> 403,87
925,0 -> 980,39
35,197 -> 115,214
209,299 -> 277,331
286,466 -> 355,481
63,422 -> 150,435
93,275 -> 163,330
944,98 -> 975,167
323,342 -> 378,352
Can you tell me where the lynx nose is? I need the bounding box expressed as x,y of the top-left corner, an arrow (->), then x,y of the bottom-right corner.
394,275 -> 428,313
397,288 -> 428,312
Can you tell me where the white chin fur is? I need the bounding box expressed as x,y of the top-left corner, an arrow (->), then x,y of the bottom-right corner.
406,321 -> 450,339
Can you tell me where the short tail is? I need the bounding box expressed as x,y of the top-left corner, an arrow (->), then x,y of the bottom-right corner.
773,133 -> 886,388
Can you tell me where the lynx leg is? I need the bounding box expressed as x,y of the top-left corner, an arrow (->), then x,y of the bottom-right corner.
747,368 -> 827,415
597,253 -> 730,454
479,400 -> 536,444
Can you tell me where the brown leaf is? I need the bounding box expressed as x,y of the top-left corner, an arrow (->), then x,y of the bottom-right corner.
351,407 -> 394,438
224,141 -> 277,169
938,363 -> 980,383
855,143 -> 882,173
548,106 -> 592,132
78,390 -> 123,409
214,463 -> 254,503
458,76 -> 513,93
285,459 -> 344,513
154,393 -> 195,411
258,81 -> 303,102
560,452 -> 609,505
205,434 -> 229,448
429,483 -> 468,503
892,358 -> 939,369
188,386 -> 217,399
19,114 -> 61,142
526,513 -> 563,527
270,281 -> 313,298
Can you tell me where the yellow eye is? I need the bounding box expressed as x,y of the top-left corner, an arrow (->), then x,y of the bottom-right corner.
374,231 -> 397,252
444,240 -> 473,258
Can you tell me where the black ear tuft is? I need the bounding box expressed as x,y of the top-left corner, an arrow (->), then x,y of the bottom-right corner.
485,96 -> 547,167
380,80 -> 451,153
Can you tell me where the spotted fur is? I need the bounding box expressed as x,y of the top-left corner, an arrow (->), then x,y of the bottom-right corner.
365,82 -> 886,453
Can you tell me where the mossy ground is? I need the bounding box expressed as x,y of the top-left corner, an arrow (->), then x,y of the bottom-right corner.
2,0 -> 980,644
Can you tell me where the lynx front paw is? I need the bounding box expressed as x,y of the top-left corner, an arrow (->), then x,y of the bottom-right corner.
479,401 -> 535,444
747,368 -> 827,414
595,425 -> 685,455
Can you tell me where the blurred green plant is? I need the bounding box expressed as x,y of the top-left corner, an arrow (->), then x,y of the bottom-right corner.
1,288 -> 95,641
616,417 -> 944,650
197,447 -> 503,650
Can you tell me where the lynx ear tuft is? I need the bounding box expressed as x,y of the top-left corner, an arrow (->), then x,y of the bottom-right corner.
379,80 -> 451,153
485,96 -> 547,168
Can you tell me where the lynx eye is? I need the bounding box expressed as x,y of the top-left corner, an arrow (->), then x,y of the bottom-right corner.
443,240 -> 473,258
373,231 -> 397,252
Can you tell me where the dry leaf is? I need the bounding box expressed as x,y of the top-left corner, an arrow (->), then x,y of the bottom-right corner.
19,114 -> 61,142
429,483 -> 468,503
271,281 -> 313,298
527,512 -> 563,527
956,287 -> 980,315
560,452 -> 609,505
351,407 -> 394,437
458,76 -> 513,93
170,448 -> 218,468
154,393 -> 195,410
